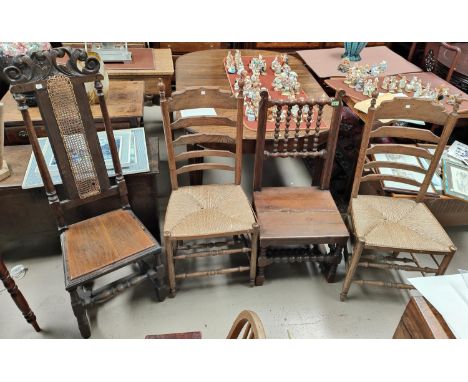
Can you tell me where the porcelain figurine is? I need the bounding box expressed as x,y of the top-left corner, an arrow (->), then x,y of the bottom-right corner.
422,82 -> 431,96
388,77 -> 397,93
280,53 -> 289,65
282,63 -> 291,74
382,76 -> 389,90
355,77 -> 365,92
379,60 -> 387,72
272,75 -> 283,91
246,101 -> 256,121
404,81 -> 413,92
373,78 -> 379,91
413,80 -> 423,97
338,57 -> 351,73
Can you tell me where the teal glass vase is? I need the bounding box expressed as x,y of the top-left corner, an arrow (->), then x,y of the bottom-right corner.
342,42 -> 367,61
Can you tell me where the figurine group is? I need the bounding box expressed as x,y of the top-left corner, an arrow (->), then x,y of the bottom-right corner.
225,51 -> 303,122
339,58 -> 387,77
381,75 -> 453,103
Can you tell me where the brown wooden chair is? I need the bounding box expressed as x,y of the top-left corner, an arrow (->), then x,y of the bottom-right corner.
1,255 -> 41,332
252,90 -> 349,285
340,95 -> 461,301
422,42 -> 462,82
5,48 -> 167,338
227,310 -> 266,339
159,80 -> 258,297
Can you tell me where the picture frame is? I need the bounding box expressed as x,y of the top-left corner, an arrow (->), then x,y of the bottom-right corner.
442,159 -> 468,202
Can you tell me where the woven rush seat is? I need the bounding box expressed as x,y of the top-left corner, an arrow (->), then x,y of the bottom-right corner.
63,210 -> 158,282
164,184 -> 256,239
351,195 -> 455,254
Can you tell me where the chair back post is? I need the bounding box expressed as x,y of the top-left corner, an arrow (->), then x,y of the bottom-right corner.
440,42 -> 461,82
349,91 -> 379,207
415,98 -> 460,202
14,94 -> 67,231
253,90 -> 269,192
95,80 -> 129,208
234,79 -> 244,185
320,89 -> 345,190
158,79 -> 179,190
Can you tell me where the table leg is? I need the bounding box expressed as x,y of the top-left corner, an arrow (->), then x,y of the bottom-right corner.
0,256 -> 41,332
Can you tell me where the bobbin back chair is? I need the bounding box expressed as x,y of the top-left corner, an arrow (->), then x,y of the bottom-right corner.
5,48 -> 167,338
252,90 -> 349,284
340,94 -> 460,301
159,80 -> 258,297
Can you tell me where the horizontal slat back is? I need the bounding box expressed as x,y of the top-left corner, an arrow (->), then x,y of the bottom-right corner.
374,98 -> 448,125
176,163 -> 235,175
370,126 -> 440,143
175,149 -> 236,162
367,144 -> 434,160
360,173 -> 423,188
173,133 -> 236,146
169,87 -> 237,112
171,116 -> 237,130
364,161 -> 427,174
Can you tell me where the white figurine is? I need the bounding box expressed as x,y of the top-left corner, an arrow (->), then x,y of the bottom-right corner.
398,76 -> 407,93
388,77 -> 397,93
245,101 -> 256,121
413,80 -> 423,97
382,76 -> 390,90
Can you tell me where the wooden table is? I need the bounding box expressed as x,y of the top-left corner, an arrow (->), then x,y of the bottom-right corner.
106,48 -> 174,103
297,46 -> 422,79
1,80 -> 145,145
0,137 -> 161,257
393,296 -> 455,339
175,49 -> 333,154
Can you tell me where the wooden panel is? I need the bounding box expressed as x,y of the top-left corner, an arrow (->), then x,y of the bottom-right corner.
370,126 -> 440,143
171,116 -> 237,130
175,149 -> 235,162
176,163 -> 235,175
159,42 -> 222,54
63,209 -> 156,280
173,133 -> 236,146
375,98 -> 448,125
169,87 -> 237,111
364,161 -> 427,174
360,174 -> 422,187
145,331 -> 202,339
367,144 -> 434,160
253,187 -> 349,245
255,42 -> 322,50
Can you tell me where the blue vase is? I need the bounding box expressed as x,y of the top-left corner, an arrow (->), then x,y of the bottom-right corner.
342,42 -> 367,61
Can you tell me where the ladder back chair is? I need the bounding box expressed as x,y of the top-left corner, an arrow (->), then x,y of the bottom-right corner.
159,80 -> 258,297
5,48 -> 167,338
1,254 -> 41,332
253,89 -> 349,284
227,310 -> 266,339
340,94 -> 461,301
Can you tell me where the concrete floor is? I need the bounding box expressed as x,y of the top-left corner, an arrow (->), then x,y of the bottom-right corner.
1,106 -> 467,339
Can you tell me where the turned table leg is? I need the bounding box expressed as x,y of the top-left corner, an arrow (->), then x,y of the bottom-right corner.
0,256 -> 41,332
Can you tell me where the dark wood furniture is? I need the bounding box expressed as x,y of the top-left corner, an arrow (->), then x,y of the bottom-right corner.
1,80 -> 144,145
3,48 -> 167,338
340,96 -> 460,301
227,310 -> 266,339
105,48 -> 174,103
423,43 -> 462,83
175,49 -> 334,154
0,254 -> 40,332
252,90 -> 349,284
393,296 -> 455,339
159,81 -> 258,297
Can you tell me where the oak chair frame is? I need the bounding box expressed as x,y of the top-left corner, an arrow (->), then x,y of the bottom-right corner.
252,89 -> 349,284
226,310 -> 266,339
159,79 -> 259,297
412,42 -> 462,82
340,94 -> 460,301
4,48 -> 167,338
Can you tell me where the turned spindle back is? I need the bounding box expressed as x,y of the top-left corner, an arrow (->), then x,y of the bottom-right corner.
253,89 -> 345,191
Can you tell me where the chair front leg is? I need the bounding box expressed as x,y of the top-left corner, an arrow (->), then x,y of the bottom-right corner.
436,250 -> 455,275
249,224 -> 260,287
152,251 -> 169,302
340,239 -> 365,301
69,288 -> 91,339
164,232 -> 177,297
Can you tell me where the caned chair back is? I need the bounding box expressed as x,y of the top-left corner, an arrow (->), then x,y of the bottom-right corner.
159,80 -> 245,190
350,94 -> 461,203
253,89 -> 345,191
4,48 -> 128,230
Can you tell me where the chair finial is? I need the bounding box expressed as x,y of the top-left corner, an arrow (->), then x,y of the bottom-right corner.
158,78 -> 166,100
370,90 -> 379,109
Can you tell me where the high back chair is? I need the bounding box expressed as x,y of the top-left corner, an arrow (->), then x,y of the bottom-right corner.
5,48 -> 167,338
252,90 -> 349,284
159,80 -> 258,297
340,95 -> 460,301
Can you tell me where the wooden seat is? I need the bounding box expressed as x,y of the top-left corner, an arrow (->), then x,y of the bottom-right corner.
63,210 -> 158,284
6,48 -> 167,338
351,195 -> 454,254
253,89 -> 348,284
340,95 -> 461,302
254,187 -> 348,244
165,184 -> 256,239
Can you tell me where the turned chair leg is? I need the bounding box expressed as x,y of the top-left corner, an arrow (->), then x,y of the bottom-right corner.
340,240 -> 365,301
164,232 -> 177,298
0,257 -> 41,332
249,224 -> 259,287
69,288 -> 91,339
255,247 -> 268,286
436,252 -> 455,275
152,251 -> 169,302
